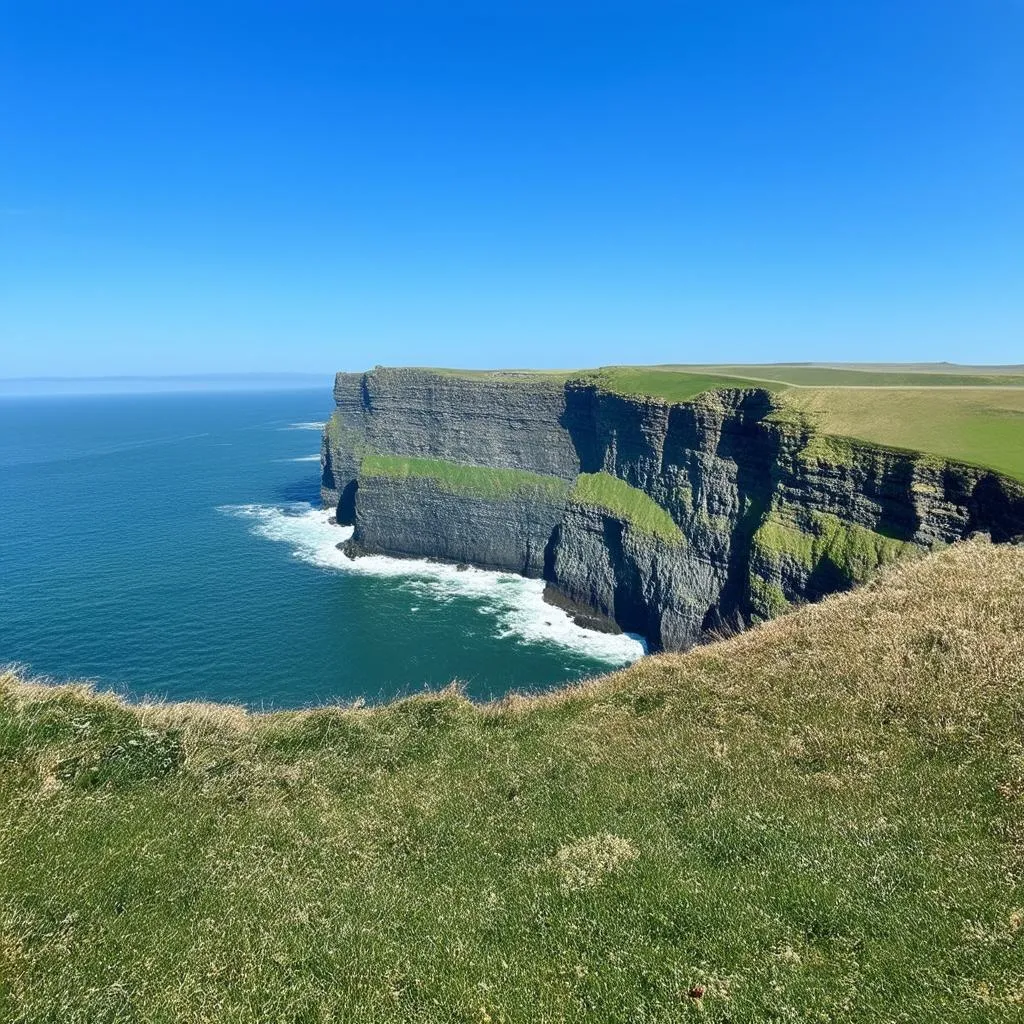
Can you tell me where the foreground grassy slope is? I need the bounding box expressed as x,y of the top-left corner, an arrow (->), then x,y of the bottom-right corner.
3,541 -> 1023,1022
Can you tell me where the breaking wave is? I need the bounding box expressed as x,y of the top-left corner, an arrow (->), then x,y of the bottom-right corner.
218,502 -> 646,665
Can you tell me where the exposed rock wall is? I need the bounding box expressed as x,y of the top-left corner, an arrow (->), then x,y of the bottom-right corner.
321,367 -> 1024,651
348,473 -> 567,577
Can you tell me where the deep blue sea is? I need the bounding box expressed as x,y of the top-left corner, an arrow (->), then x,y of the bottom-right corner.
0,389 -> 642,707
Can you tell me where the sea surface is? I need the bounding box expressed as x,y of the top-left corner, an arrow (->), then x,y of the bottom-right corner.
0,389 -> 643,707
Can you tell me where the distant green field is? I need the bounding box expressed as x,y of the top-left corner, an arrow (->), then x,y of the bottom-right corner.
361,454 -> 570,501
580,367 -> 782,402
667,364 -> 1024,388
429,367 -> 579,384
779,387 -> 1024,483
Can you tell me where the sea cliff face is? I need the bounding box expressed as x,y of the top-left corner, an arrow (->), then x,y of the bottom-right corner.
321,367 -> 1024,651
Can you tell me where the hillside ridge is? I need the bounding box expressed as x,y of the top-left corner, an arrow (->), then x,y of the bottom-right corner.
4,540 -> 1023,1020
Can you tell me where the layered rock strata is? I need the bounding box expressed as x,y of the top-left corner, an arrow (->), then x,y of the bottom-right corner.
321,367 -> 1024,651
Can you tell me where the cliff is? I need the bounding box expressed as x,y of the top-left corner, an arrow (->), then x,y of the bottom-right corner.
321,367 -> 1024,651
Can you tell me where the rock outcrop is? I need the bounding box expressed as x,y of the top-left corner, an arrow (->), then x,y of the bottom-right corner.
321,367 -> 1024,651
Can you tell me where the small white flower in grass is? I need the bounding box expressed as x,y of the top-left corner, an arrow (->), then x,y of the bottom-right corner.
551,832 -> 639,892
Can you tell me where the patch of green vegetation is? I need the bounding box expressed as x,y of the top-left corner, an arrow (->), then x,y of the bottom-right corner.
796,432 -> 862,469
570,472 -> 685,544
748,575 -> 790,619
360,454 -> 571,502
692,510 -> 733,534
3,541 -> 1024,1021
578,366 -> 783,404
753,508 -> 918,584
778,388 -> 1024,483
324,410 -> 366,458
753,511 -> 817,568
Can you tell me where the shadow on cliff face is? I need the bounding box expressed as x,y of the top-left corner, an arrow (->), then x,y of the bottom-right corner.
707,392 -> 779,628
968,473 -> 1024,542
874,459 -> 921,540
561,384 -> 602,472
337,480 -> 358,525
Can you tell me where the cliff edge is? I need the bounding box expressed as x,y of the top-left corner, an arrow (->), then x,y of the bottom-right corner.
321,367 -> 1024,651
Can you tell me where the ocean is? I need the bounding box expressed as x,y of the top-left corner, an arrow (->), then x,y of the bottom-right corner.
0,388 -> 643,708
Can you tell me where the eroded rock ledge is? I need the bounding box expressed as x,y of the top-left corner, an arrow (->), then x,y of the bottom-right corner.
321,367 -> 1024,651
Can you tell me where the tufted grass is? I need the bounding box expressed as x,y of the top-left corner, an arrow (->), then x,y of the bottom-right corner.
2,540 -> 1023,1022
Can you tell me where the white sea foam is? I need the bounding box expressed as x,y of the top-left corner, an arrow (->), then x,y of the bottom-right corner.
289,454 -> 322,462
218,503 -> 646,665
280,422 -> 326,431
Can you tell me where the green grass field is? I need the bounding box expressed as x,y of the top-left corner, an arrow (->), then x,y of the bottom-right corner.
2,541 -> 1022,1022
361,454 -> 571,501
664,364 -> 1024,388
578,367 -> 784,402
779,387 -> 1024,482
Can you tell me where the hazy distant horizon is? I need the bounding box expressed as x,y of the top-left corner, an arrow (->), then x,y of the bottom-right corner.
0,371 -> 334,397
7,362 -> 1024,399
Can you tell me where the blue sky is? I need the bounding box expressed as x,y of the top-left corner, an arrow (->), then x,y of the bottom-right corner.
1,1 -> 1021,376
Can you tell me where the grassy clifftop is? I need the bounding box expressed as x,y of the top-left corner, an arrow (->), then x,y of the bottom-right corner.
400,363 -> 1024,482
3,540 -> 1023,1022
574,364 -> 1024,482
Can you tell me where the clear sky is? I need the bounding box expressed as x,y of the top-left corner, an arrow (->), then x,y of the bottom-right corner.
1,1 -> 1021,377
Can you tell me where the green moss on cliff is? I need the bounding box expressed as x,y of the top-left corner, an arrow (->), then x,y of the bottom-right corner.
361,454 -> 570,502
570,472 -> 685,544
753,507 -> 918,585
796,432 -> 861,469
748,575 -> 790,619
324,411 -> 366,459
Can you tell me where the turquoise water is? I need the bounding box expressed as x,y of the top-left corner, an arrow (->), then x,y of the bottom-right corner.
0,390 -> 642,707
